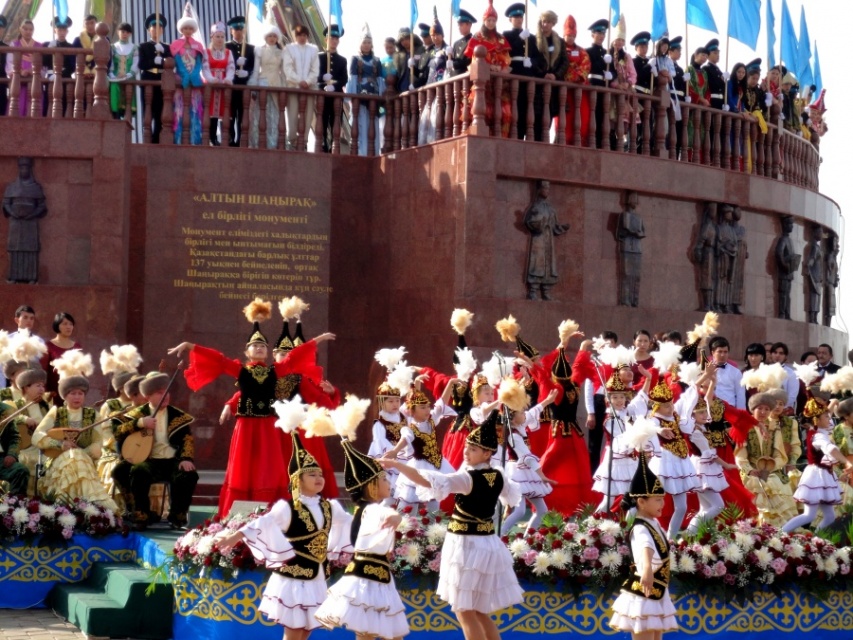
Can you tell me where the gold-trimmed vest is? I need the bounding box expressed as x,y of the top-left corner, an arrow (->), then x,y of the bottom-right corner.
55,406 -> 98,449
411,421 -> 443,468
237,364 -> 278,417
448,468 -> 502,536
655,413 -> 689,459
621,517 -> 670,600
344,552 -> 392,584
378,415 -> 405,445
449,384 -> 474,433
276,498 -> 332,581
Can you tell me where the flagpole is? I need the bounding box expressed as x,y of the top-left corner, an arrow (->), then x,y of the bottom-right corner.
242,0 -> 250,60
449,1 -> 453,50
724,34 -> 730,108
327,0 -> 333,89
523,0 -> 529,58
607,6 -> 612,49
684,0 -> 687,57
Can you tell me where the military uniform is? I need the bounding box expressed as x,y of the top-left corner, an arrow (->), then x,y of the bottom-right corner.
630,31 -> 653,153
137,14 -> 172,143
225,16 -> 255,147
319,26 -> 349,153
668,36 -> 687,158
585,19 -> 609,148
503,3 -> 545,140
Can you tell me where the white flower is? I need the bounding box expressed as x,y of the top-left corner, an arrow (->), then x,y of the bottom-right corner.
598,520 -> 621,535
425,523 -> 446,545
786,542 -> 804,559
564,522 -> 579,534
600,550 -> 622,570
509,539 -> 530,557
722,544 -> 743,563
58,513 -> 77,528
834,548 -> 850,565
403,544 -> 422,566
178,530 -> 200,547
38,504 -> 57,519
767,537 -> 784,551
734,532 -> 754,549
754,547 -> 773,569
396,517 -> 415,534
83,503 -> 101,518
677,555 -> 697,574
195,536 -> 216,556
12,507 -> 28,525
583,517 -> 599,529
824,557 -> 839,576
699,545 -> 716,561
532,552 -> 551,575
550,549 -> 569,569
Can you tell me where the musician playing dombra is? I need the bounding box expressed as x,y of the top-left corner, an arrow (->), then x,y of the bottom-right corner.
32,363 -> 118,511
112,372 -> 198,531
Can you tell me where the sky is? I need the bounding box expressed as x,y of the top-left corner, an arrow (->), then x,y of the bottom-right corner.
26,0 -> 849,345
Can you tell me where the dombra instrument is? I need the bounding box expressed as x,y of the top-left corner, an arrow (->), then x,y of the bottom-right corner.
43,407 -> 133,459
0,400 -> 39,449
121,361 -> 184,465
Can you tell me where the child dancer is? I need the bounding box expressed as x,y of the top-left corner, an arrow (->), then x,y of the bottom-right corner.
381,413 -> 524,640
315,437 -> 409,638
497,381 -> 558,535
217,428 -> 352,640
833,398 -> 853,507
610,452 -> 678,637
369,348 -> 408,503
593,362 -> 651,513
781,398 -> 852,532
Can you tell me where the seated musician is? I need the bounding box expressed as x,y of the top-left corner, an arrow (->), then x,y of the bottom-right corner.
31,357 -> 118,511
0,400 -> 30,496
13,367 -> 51,495
113,372 -> 198,531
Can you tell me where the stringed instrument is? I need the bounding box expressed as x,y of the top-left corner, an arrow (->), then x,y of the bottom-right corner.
42,406 -> 134,460
0,400 -> 38,450
121,361 -> 183,465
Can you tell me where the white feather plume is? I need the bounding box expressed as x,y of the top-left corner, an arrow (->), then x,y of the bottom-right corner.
651,341 -> 681,371
0,330 -> 10,362
625,416 -> 663,453
374,347 -> 407,372
454,348 -> 478,380
278,296 -> 310,320
386,363 -> 416,395
8,329 -> 47,362
480,354 -> 506,387
821,366 -> 853,395
598,345 -> 635,368
794,361 -> 820,387
686,311 -> 720,343
558,319 -> 580,344
591,335 -> 609,354
100,344 -> 143,376
678,362 -> 702,385
51,349 -> 94,380
742,363 -> 789,392
330,394 -> 372,440
450,309 -> 474,335
273,394 -> 308,434
302,404 -> 337,438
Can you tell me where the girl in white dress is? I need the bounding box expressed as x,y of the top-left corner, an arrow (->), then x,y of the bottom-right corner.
369,348 -> 409,503
217,431 -> 352,640
593,365 -> 651,513
610,452 -> 678,638
381,414 -> 524,640
316,438 -> 409,638
781,398 -> 853,532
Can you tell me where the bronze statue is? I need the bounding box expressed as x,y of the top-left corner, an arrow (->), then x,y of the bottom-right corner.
805,224 -> 824,324
523,180 -> 569,301
714,204 -> 737,314
823,231 -> 839,326
775,215 -> 801,320
729,206 -> 748,315
3,157 -> 47,284
692,203 -> 718,312
616,190 -> 644,307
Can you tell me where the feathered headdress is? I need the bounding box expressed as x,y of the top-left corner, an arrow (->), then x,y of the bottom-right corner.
625,416 -> 663,453
374,347 -> 407,372
558,319 -> 580,345
279,296 -> 310,320
686,311 -> 720,343
0,330 -> 10,362
678,362 -> 702,386
793,360 -> 821,387
821,366 -> 853,395
480,354 -> 506,387
273,394 -> 308,434
599,345 -> 635,369
450,309 -> 474,335
302,404 -> 337,438
8,329 -> 47,362
330,394 -> 372,441
243,298 -> 271,346
651,341 -> 681,372
454,347 -> 478,381
498,376 -> 529,412
740,363 -> 788,392
100,344 -> 143,377
495,315 -> 521,343
386,363 -> 416,397
51,349 -> 94,380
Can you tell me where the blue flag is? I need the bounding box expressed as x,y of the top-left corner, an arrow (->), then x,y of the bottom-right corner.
611,0 -> 620,26
797,7 -> 813,87
652,0 -> 668,40
780,0 -> 798,71
727,0 -> 760,49
411,0 -> 418,28
330,0 -> 344,31
813,42 -> 822,96
686,0 -> 717,33
248,0 -> 264,21
53,0 -> 68,22
766,0 -> 776,69
451,0 -> 461,18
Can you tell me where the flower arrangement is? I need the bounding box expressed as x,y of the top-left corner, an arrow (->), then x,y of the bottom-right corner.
0,494 -> 125,546
172,509 -> 265,581
391,506 -> 446,580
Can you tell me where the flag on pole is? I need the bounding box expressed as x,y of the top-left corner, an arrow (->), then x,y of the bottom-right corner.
451,0 -> 461,18
54,0 -> 68,22
611,0 -> 620,26
797,7 -> 813,87
780,0 -> 798,71
248,0 -> 264,21
411,0 -> 418,28
813,42 -> 822,96
686,0 -> 717,33
766,0 -> 776,69
330,0 -> 344,29
727,0 -> 760,49
652,0 -> 668,40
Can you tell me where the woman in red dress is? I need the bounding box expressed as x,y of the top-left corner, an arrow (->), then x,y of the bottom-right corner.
169,301 -> 339,517
203,21 -> 235,146
43,312 -> 82,406
463,0 -> 512,137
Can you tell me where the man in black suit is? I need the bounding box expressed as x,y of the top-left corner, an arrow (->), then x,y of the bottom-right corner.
503,2 -> 545,140
43,17 -> 77,116
137,13 -> 172,144
817,344 -> 841,376
318,25 -> 348,153
225,16 -> 254,146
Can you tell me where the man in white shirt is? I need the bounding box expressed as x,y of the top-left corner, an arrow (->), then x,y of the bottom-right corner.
3,305 -> 46,388
769,341 -> 799,412
709,336 -> 745,409
283,24 -> 319,150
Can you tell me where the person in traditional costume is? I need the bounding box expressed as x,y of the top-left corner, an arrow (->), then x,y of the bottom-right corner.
832,397 -> 853,507
71,14 -> 98,75
347,24 -> 386,155
1,360 -> 28,403
217,425 -> 352,639
32,350 -> 117,511
5,20 -> 43,117
781,397 -> 851,532
0,400 -> 29,496
315,412 -> 409,639
463,0 -> 511,137
203,21 -> 235,146
171,3 -> 206,145
417,10 -> 452,145
381,409 -> 524,640
169,298 -> 339,518
11,367 -> 50,495
369,347 -> 408,501
562,15 -> 591,146
609,452 -> 678,637
112,372 -> 197,530
248,24 -> 286,149
108,23 -> 139,120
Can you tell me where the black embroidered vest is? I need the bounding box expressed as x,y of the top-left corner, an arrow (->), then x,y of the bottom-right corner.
344,552 -> 392,584
411,421 -> 443,467
275,498 -> 332,581
450,385 -> 474,433
378,415 -> 405,445
448,468 -> 503,536
550,380 -> 582,437
237,364 -> 278,417
621,518 -> 670,600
